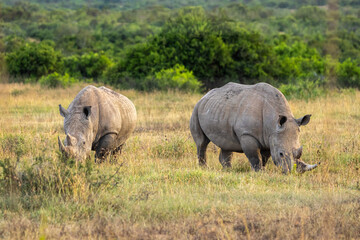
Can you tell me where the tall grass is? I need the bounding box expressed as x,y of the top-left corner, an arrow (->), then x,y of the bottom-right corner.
0,83 -> 359,239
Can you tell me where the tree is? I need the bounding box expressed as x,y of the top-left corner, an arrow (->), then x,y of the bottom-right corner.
6,41 -> 63,79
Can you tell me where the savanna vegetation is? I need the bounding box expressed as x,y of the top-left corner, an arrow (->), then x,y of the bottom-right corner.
0,83 -> 359,239
0,0 -> 360,91
0,0 -> 360,238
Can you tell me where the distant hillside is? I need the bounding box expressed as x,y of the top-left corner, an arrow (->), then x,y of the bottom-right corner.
1,0 -> 337,10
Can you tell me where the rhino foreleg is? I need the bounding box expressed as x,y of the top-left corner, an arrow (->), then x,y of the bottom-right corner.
219,149 -> 232,168
95,133 -> 118,162
240,135 -> 262,171
261,150 -> 271,167
112,144 -> 124,155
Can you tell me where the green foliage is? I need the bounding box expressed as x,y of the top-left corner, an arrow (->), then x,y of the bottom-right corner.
144,65 -> 201,92
39,72 -> 77,88
109,7 -> 277,89
294,6 -> 326,26
279,79 -> 326,100
273,40 -> 326,82
218,22 -> 275,84
1,0 -> 360,93
64,52 -> 112,79
336,58 -> 360,88
6,41 -> 63,79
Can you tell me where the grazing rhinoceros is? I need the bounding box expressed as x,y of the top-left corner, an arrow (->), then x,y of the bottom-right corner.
58,85 -> 137,161
190,82 -> 319,173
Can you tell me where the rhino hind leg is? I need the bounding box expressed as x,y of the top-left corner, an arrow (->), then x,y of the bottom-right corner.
240,135 -> 262,171
190,109 -> 210,166
219,149 -> 232,168
196,137 -> 210,166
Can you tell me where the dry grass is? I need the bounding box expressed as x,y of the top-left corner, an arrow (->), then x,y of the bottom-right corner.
0,83 -> 359,239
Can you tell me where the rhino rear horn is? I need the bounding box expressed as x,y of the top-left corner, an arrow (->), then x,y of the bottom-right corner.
293,146 -> 303,159
66,134 -> 76,146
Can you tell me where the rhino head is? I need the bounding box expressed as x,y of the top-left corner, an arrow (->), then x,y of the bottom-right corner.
58,104 -> 94,161
269,114 -> 318,174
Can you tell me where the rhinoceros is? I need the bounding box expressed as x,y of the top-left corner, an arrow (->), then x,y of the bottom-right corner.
58,85 -> 137,161
190,82 -> 319,173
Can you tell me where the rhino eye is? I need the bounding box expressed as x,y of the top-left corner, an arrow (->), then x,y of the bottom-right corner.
279,152 -> 284,158
83,141 -> 86,145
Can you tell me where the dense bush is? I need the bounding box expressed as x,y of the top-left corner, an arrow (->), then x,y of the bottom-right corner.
6,41 -> 63,79
1,1 -> 360,92
39,72 -> 77,88
109,7 -> 276,89
273,40 -> 326,82
64,52 -> 112,80
144,64 -> 201,92
336,58 -> 360,88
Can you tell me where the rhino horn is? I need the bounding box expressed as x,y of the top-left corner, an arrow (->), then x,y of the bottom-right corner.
293,146 -> 303,159
58,136 -> 68,154
296,160 -> 320,174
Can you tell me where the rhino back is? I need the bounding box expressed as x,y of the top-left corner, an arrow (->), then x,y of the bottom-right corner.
196,82 -> 292,151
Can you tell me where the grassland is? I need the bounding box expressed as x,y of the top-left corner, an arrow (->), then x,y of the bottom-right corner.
0,83 -> 359,239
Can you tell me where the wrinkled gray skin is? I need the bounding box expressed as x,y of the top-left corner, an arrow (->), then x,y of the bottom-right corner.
190,82 -> 318,173
58,85 -> 137,161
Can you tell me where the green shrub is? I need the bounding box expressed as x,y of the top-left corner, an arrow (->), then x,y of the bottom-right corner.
64,52 -> 112,80
336,58 -> 360,88
39,72 -> 77,88
273,41 -> 326,82
279,79 -> 326,100
63,55 -> 82,78
5,41 -> 63,79
78,52 -> 112,79
145,65 -> 201,92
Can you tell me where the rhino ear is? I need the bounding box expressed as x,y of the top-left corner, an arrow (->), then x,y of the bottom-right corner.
278,115 -> 287,128
296,114 -> 311,126
83,106 -> 91,119
59,104 -> 68,118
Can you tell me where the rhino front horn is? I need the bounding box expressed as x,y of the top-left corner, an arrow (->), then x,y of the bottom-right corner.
296,160 -> 320,174
58,136 -> 68,154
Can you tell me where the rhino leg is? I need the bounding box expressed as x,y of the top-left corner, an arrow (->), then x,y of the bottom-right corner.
240,135 -> 262,171
95,133 -> 118,162
112,144 -> 124,155
196,137 -> 210,166
219,149 -> 232,168
261,150 -> 271,167
190,110 -> 210,166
